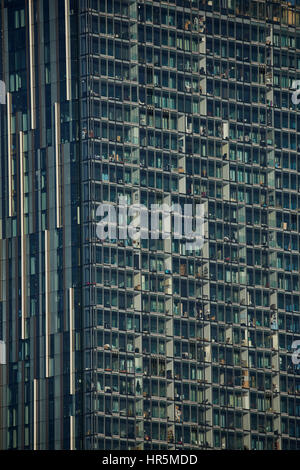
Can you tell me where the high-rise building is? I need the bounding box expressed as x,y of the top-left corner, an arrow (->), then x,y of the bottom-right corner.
1,0 -> 300,451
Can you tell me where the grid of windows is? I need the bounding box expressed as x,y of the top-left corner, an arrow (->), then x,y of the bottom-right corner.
81,0 -> 300,450
1,0 -> 300,451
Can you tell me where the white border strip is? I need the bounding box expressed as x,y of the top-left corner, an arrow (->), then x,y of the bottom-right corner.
69,287 -> 75,449
33,378 -> 37,449
70,415 -> 75,450
0,340 -> 6,365
19,132 -> 26,340
7,92 -> 12,217
65,0 -> 71,101
28,0 -> 36,129
45,230 -> 50,377
55,103 -> 61,228
69,287 -> 74,395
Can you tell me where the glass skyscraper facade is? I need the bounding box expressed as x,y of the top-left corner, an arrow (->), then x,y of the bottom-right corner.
1,0 -> 300,451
